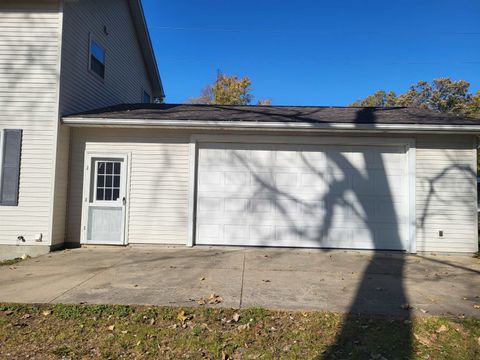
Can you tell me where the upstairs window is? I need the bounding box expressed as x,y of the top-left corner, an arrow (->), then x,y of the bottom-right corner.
89,37 -> 106,79
142,91 -> 151,104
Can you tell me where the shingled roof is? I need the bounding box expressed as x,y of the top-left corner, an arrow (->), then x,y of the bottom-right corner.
64,103 -> 479,126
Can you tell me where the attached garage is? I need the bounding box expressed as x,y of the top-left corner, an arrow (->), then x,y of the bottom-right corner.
195,139 -> 411,251
63,104 -> 479,254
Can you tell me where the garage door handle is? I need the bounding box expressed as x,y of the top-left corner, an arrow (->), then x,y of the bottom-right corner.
122,197 -> 126,206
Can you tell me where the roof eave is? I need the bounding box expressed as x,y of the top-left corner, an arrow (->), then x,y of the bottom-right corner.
128,0 -> 164,98
61,117 -> 480,134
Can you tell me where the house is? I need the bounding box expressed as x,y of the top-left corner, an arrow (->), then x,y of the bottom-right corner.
0,0 -> 163,259
1,2 -> 479,260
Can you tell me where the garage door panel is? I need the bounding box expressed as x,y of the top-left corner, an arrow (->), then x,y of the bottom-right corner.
224,171 -> 248,185
198,171 -> 223,189
196,142 -> 408,250
224,225 -> 248,241
224,198 -> 248,213
275,172 -> 298,189
275,199 -> 300,216
197,196 -> 223,213
198,224 -> 221,241
275,226 -> 299,243
249,148 -> 274,166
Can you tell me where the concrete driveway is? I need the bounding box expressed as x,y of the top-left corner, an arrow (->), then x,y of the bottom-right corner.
1,246 -> 479,317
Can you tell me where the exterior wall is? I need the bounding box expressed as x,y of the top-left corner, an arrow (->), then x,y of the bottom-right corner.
50,123 -> 69,246
0,0 -> 61,247
59,0 -> 153,115
67,128 -> 190,245
53,0 -> 156,247
415,134 -> 478,253
66,129 -> 478,253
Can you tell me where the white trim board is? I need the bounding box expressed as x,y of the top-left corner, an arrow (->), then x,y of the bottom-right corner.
62,117 -> 480,134
188,134 -> 417,252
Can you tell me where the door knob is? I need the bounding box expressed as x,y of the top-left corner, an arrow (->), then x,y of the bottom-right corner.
122,197 -> 126,205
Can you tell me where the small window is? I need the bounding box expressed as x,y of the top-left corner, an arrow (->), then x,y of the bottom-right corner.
143,91 -> 151,104
89,37 -> 106,79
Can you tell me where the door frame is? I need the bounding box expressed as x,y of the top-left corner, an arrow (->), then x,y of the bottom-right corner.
188,134 -> 416,253
80,151 -> 131,245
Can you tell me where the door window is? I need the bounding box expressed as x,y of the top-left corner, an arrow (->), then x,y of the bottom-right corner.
95,160 -> 121,201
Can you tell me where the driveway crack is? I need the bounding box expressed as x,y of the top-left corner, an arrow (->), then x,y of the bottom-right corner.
239,251 -> 246,309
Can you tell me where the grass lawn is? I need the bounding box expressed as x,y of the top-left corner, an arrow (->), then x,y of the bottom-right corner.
0,257 -> 25,266
0,304 -> 479,359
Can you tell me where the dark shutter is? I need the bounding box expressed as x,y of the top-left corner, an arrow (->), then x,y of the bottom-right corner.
0,129 -> 22,206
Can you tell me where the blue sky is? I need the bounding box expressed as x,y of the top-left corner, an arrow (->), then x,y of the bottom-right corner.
142,0 -> 480,105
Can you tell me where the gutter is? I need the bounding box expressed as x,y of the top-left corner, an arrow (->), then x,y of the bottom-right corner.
61,117 -> 480,134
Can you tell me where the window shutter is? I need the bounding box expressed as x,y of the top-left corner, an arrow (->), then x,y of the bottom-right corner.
0,129 -> 22,206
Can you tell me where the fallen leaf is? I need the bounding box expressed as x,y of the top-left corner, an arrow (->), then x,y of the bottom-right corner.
414,333 -> 433,347
473,304 -> 480,309
108,325 -> 115,331
221,351 -> 229,360
197,299 -> 206,306
237,323 -> 250,331
436,325 -> 448,333
208,293 -> 223,304
21,314 -> 31,319
232,313 -> 240,322
4,310 -> 14,316
200,277 -> 205,281
121,330 -> 128,334
42,310 -> 52,316
149,318 -> 155,325
177,310 -> 190,323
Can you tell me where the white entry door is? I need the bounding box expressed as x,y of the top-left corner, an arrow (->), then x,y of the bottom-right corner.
195,142 -> 409,250
81,153 -> 128,245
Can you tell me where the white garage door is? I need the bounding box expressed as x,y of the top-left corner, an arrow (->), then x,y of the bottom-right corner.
195,142 -> 409,250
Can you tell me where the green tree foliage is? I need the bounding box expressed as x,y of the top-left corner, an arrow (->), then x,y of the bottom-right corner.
351,90 -> 397,107
257,98 -> 272,106
187,71 -> 267,105
351,78 -> 480,118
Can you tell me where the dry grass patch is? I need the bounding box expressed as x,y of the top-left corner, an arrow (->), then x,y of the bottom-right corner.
0,303 -> 479,359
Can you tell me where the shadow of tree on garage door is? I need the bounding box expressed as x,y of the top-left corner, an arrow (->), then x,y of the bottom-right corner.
223,108 -> 412,358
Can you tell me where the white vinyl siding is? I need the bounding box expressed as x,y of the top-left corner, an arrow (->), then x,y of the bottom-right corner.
415,135 -> 477,252
0,1 -> 61,245
59,0 -> 153,115
53,0 -> 157,247
51,124 -> 70,246
67,128 -> 190,245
